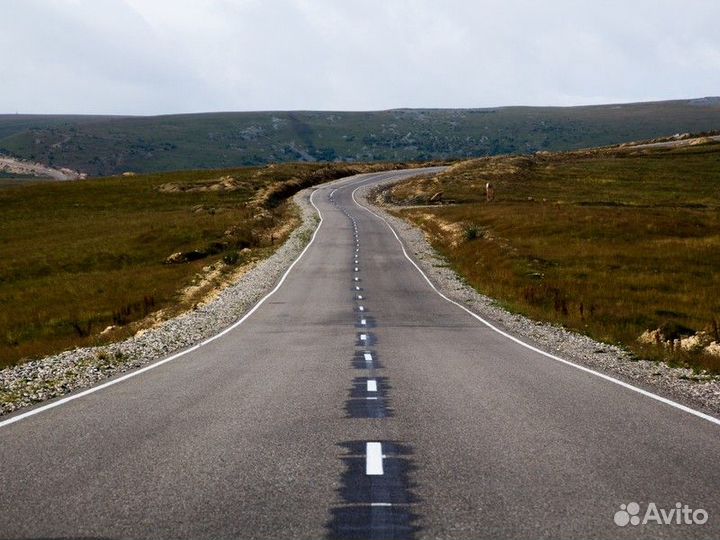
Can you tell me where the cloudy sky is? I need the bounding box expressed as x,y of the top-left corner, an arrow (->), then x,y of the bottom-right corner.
2,0 -> 719,115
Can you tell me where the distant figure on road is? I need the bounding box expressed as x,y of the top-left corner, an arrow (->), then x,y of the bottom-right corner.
485,182 -> 495,202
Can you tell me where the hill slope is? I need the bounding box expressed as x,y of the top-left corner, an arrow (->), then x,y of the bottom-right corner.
1,98 -> 719,176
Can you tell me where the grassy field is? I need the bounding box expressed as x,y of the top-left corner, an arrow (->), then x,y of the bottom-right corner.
2,97 -> 720,176
384,139 -> 720,373
0,162 -> 403,369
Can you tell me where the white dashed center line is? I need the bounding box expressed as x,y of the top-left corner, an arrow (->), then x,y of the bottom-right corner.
357,295 -> 363,300
358,306 -> 364,311
364,352 -> 373,363
366,442 -> 384,475
360,333 -> 367,341
367,379 -> 377,392
370,502 -> 393,507
360,319 -> 367,325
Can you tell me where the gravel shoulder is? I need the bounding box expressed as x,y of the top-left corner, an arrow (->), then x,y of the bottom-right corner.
0,189 -> 319,417
356,179 -> 720,420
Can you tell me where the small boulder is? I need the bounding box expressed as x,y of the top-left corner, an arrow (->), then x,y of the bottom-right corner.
705,342 -> 720,357
165,252 -> 186,264
164,250 -> 208,264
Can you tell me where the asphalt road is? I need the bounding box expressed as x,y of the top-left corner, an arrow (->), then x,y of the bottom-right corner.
1,169 -> 718,540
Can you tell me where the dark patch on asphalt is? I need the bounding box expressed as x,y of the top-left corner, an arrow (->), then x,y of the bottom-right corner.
325,441 -> 420,539
352,350 -> 383,370
344,377 -> 393,419
354,316 -> 376,329
355,332 -> 376,347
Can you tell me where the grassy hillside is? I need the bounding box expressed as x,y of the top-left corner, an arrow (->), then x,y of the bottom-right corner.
0,161 -> 405,368
383,138 -> 720,373
1,98 -> 719,176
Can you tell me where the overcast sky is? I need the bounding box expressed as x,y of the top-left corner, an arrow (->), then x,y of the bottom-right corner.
1,0 -> 719,115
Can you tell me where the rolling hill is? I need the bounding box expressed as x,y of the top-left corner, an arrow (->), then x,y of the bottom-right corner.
1,97 -> 719,176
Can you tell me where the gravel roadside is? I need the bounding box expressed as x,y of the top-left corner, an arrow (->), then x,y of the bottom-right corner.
355,179 -> 720,420
0,188 -> 319,417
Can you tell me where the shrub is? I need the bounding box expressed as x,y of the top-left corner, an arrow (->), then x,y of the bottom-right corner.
464,226 -> 481,241
223,251 -> 240,265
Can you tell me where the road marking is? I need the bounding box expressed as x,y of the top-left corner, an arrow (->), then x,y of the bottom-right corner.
367,379 -> 377,392
360,319 -> 367,326
366,442 -> 384,475
0,188 -> 329,429
358,306 -> 364,311
354,267 -> 359,271
355,286 -> 360,290
351,180 -> 720,427
364,352 -> 373,363
357,295 -> 363,300
329,188 -> 337,197
371,503 -> 393,507
366,397 -> 378,400
360,333 -> 367,341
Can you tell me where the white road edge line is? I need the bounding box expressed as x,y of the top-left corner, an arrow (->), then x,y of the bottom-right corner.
351,181 -> 720,427
366,442 -> 384,475
0,188 -> 329,429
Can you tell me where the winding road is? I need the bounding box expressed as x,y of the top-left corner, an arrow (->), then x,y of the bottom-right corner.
1,169 -> 718,539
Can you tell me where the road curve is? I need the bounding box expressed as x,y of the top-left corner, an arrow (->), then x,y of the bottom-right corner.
1,169 -> 718,540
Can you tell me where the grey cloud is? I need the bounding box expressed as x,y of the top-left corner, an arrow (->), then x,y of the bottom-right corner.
1,0 -> 718,114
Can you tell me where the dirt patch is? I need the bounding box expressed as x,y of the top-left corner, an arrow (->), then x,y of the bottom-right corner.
414,212 -> 466,247
0,155 -> 85,180
158,175 -> 250,193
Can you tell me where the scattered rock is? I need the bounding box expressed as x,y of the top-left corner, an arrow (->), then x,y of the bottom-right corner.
164,250 -> 208,264
680,332 -> 711,352
164,252 -> 186,264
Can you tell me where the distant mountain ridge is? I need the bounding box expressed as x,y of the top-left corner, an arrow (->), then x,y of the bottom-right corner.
1,97 -> 719,176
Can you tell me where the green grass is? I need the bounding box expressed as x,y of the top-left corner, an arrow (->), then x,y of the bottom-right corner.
1,97 -> 719,176
0,162 -> 401,369
386,140 -> 720,373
